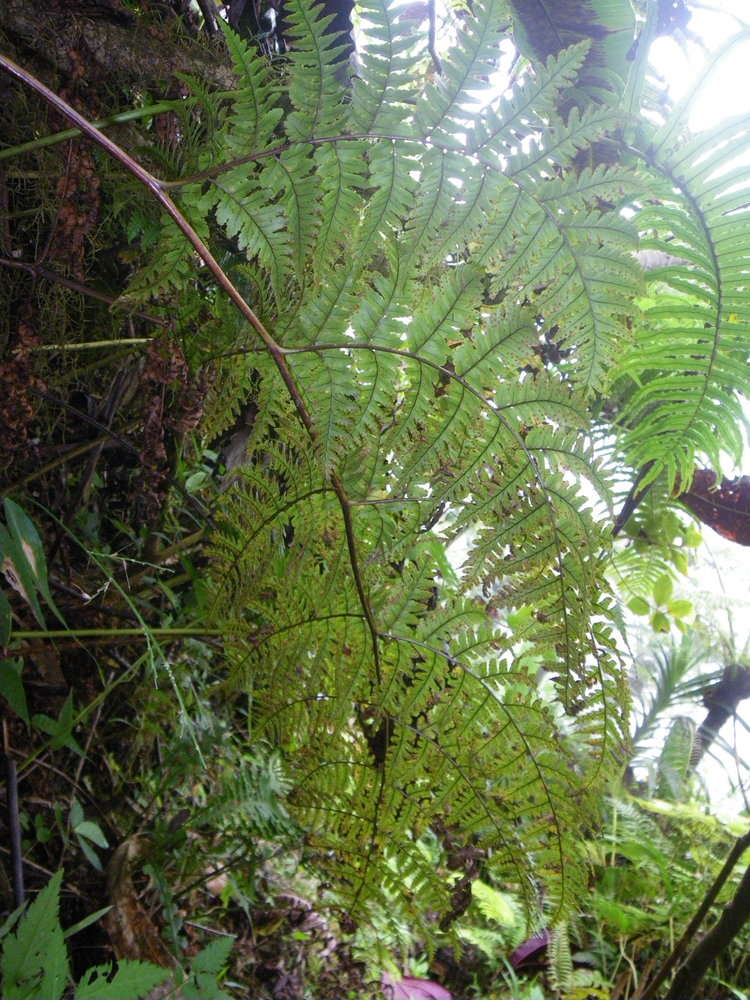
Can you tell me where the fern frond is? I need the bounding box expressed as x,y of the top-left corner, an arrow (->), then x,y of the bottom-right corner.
261,144 -> 320,278
477,175 -> 640,392
349,0 -> 424,133
617,112 -> 750,489
312,142 -> 367,268
119,193 -> 210,306
549,921 -> 573,994
656,716 -> 697,801
414,0 -> 507,142
469,40 -> 591,160
219,21 -> 283,155
121,0 -> 636,932
201,169 -> 293,301
283,0 -> 350,138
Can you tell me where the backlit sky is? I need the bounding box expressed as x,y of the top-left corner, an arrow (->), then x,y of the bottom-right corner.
651,0 -> 750,130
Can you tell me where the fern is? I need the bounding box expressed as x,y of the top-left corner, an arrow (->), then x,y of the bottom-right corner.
13,0 -> 747,941
616,33 -> 750,490
549,920 -> 574,995
160,0 -> 641,930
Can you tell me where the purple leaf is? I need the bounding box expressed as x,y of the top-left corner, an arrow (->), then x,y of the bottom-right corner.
510,930 -> 551,968
382,972 -> 453,999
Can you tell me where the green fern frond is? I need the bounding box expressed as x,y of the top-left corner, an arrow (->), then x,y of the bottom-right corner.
617,111 -> 750,489
549,921 -> 574,994
261,144 -> 321,278
656,716 -> 697,801
202,169 -> 293,301
414,0 -> 508,142
120,194 -> 210,306
283,0 -> 350,139
119,0 -> 637,932
469,40 -> 591,159
312,142 -> 367,267
349,0 -> 424,133
218,22 -> 283,155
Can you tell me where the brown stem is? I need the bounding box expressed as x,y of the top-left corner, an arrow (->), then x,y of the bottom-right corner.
159,133 -> 415,189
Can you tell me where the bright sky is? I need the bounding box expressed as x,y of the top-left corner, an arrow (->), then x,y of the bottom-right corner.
651,0 -> 750,130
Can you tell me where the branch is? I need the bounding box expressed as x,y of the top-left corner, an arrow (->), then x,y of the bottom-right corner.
612,461 -> 655,537
428,0 -> 443,76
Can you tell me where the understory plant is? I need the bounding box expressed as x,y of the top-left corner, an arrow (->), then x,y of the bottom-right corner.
0,869 -> 233,999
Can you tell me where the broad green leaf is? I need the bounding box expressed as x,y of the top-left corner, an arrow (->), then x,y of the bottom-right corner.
32,694 -> 83,755
62,905 -> 113,941
673,550 -> 689,575
591,894 -> 655,934
3,499 -> 64,625
667,599 -> 692,619
651,611 -> 670,633
69,799 -> 84,828
627,596 -> 650,616
0,523 -> 45,628
653,574 -> 673,606
685,525 -> 702,547
75,835 -> 103,873
74,821 -> 109,849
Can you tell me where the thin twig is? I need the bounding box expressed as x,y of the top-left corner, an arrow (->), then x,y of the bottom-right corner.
0,99 -> 216,163
57,669 -> 115,871
124,529 -> 206,590
26,388 -> 141,453
3,725 -> 25,906
0,844 -> 87,897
